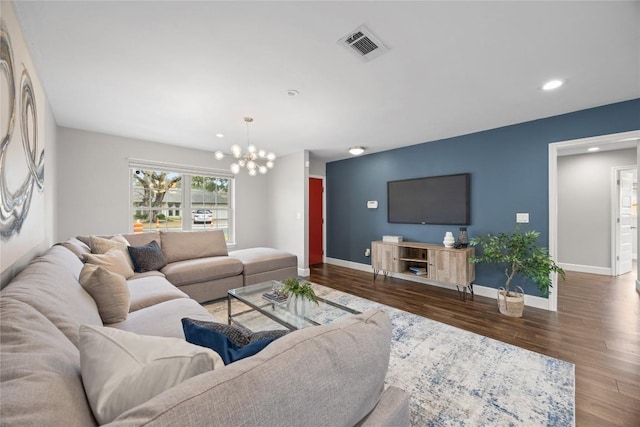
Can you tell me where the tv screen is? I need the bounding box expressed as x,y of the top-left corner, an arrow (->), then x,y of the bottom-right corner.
387,173 -> 470,225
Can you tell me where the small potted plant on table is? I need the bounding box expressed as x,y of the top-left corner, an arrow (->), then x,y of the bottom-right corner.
470,228 -> 565,317
281,278 -> 318,316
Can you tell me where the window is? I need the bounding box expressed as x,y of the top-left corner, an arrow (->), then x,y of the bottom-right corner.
130,160 -> 233,241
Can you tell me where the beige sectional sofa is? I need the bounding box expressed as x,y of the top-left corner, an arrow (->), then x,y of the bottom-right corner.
0,236 -> 410,426
75,230 -> 299,302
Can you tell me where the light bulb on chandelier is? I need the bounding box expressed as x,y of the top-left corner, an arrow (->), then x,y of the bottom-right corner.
214,117 -> 276,176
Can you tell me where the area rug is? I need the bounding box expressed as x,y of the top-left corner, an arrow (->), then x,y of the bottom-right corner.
205,284 -> 575,426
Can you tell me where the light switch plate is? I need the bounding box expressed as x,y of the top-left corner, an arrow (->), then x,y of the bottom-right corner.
367,201 -> 378,209
516,213 -> 529,223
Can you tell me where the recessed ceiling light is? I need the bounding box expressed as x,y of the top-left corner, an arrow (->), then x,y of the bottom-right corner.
542,79 -> 564,91
215,133 -> 224,138
588,147 -> 600,152
286,89 -> 299,97
349,146 -> 365,155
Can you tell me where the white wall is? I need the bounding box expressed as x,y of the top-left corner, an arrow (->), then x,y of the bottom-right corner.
266,151 -> 309,274
56,127 -> 270,249
0,1 -> 58,288
557,148 -> 636,273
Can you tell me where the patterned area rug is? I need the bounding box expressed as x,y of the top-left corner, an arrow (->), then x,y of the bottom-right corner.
204,284 -> 575,426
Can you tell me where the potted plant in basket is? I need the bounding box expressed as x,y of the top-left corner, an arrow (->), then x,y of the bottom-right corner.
469,228 -> 565,317
281,278 -> 319,316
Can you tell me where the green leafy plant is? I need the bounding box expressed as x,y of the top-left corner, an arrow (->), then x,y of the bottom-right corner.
469,228 -> 565,297
281,278 -> 319,305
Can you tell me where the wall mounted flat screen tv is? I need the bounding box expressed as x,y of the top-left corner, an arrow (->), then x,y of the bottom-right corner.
387,173 -> 470,225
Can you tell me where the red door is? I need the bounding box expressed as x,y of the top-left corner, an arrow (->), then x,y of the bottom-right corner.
309,178 -> 323,265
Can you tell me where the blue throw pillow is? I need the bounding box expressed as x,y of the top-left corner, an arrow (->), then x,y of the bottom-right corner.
181,319 -> 280,364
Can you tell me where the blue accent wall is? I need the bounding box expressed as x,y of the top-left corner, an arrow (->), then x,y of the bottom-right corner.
326,99 -> 640,296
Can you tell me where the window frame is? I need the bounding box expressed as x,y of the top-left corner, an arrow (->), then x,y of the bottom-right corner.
128,159 -> 235,243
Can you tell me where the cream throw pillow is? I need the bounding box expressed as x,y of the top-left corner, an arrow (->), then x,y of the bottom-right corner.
90,235 -> 134,269
83,248 -> 135,279
79,264 -> 130,324
79,324 -> 223,424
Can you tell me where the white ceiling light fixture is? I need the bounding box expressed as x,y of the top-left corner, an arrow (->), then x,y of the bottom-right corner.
214,117 -> 276,176
588,147 -> 600,152
349,146 -> 365,155
542,79 -> 564,91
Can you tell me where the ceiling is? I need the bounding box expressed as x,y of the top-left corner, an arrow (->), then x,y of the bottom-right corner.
12,1 -> 640,163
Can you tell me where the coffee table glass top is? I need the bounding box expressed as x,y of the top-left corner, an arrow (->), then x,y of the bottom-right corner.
228,280 -> 361,331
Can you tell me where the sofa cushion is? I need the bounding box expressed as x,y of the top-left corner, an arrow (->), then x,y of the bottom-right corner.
83,248 -> 135,279
109,309 -> 392,426
109,298 -> 215,339
0,246 -> 102,346
229,247 -> 297,275
122,231 -> 161,247
79,324 -> 223,425
128,240 -> 168,272
0,298 -> 97,426
55,237 -> 91,260
127,276 -> 189,312
160,256 -> 243,286
79,264 -> 131,323
182,318 -> 286,364
89,235 -> 134,269
160,230 -> 228,263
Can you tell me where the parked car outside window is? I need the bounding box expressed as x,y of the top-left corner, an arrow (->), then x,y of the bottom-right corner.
192,209 -> 213,224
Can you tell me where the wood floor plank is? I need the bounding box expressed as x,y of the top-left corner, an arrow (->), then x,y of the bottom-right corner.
309,263 -> 640,426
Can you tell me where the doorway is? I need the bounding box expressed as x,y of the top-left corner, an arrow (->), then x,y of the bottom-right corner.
614,167 -> 637,275
549,129 -> 640,311
309,177 -> 324,265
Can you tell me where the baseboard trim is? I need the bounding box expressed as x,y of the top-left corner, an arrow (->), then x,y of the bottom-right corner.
325,258 -> 553,311
298,267 -> 311,277
558,262 -> 611,276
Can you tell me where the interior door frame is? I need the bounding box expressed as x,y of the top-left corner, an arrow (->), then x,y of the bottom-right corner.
549,129 -> 640,311
612,166 -> 636,275
309,175 -> 326,264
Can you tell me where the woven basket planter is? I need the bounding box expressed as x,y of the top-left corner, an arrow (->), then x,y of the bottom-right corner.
497,286 -> 524,317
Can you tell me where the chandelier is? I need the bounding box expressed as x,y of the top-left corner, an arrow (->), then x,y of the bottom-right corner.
214,117 -> 276,176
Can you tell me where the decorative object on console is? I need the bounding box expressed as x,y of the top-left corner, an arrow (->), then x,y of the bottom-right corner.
443,231 -> 455,248
457,227 -> 469,247
470,227 -> 565,317
214,117 -> 276,176
382,235 -> 403,243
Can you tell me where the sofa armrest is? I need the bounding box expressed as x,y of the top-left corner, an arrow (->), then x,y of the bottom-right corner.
356,386 -> 411,427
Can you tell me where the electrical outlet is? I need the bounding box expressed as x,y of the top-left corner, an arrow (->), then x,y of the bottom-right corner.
516,213 -> 529,223
364,248 -> 371,257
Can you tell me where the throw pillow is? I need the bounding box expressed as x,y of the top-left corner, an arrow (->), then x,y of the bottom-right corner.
90,235 -> 134,269
79,324 -> 223,425
79,264 -> 130,324
83,248 -> 135,279
182,317 -> 289,347
181,318 -> 285,365
127,240 -> 167,273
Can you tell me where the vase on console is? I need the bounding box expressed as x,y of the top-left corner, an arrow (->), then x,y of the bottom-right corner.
443,232 -> 455,248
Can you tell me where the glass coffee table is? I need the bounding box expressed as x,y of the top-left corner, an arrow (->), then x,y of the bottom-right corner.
228,280 -> 361,331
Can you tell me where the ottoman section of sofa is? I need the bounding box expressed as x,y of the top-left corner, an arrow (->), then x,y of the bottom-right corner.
161,257 -> 244,303
229,247 -> 298,286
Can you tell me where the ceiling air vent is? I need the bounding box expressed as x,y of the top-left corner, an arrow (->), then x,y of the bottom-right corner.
338,25 -> 389,62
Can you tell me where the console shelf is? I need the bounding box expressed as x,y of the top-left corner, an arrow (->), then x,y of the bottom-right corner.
371,240 -> 475,300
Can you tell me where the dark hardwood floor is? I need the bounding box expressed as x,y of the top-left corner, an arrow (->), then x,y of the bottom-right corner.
309,263 -> 640,426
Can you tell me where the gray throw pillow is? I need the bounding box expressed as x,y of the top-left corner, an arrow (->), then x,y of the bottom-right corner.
127,240 -> 167,272
182,318 -> 289,347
